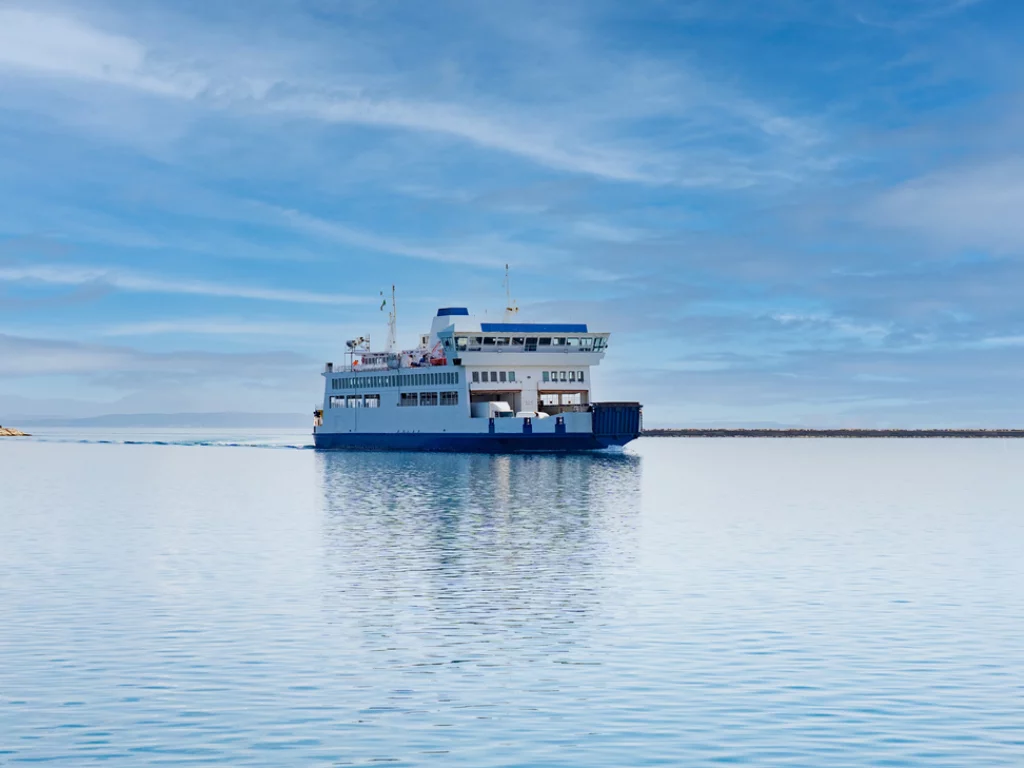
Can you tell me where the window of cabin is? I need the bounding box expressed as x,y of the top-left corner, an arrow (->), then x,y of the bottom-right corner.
440,391 -> 458,406
499,371 -> 507,383
472,371 -> 480,383
578,370 -> 585,382
508,371 -> 515,382
569,370 -> 576,382
420,392 -> 438,406
542,371 -> 550,382
490,371 -> 498,383
559,371 -> 567,382
365,394 -> 380,408
400,392 -> 418,407
349,395 -> 362,408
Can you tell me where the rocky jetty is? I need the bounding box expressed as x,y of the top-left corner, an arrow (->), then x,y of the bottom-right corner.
643,428 -> 1024,438
0,425 -> 30,436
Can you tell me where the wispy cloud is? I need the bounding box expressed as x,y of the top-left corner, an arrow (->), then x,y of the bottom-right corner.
863,158 -> 1024,253
0,331 -> 309,377
264,206 -> 536,267
0,8 -> 206,97
0,6 -> 829,188
100,317 -> 332,337
0,265 -> 358,304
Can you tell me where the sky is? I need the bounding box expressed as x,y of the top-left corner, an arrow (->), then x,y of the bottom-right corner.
2,0 -> 1024,427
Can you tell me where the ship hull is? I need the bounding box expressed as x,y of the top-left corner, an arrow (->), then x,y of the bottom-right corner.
313,431 -> 635,452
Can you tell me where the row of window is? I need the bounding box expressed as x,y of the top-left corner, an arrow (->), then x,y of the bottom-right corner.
330,394 -> 381,408
472,370 -> 516,384
470,369 -> 587,384
543,370 -> 585,383
331,371 -> 459,390
329,392 -> 460,408
399,392 -> 459,407
450,336 -> 608,352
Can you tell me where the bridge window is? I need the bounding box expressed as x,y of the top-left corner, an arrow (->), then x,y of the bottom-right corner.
456,336 -> 468,350
581,337 -> 594,350
512,337 -> 524,346
538,337 -> 551,347
495,336 -> 509,346
440,391 -> 458,406
594,337 -> 607,351
567,338 -> 580,348
552,337 -> 566,346
420,392 -> 438,406
525,337 -> 538,351
483,337 -> 496,346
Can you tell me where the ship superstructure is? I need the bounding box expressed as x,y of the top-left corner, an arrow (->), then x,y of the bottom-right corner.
313,305 -> 641,452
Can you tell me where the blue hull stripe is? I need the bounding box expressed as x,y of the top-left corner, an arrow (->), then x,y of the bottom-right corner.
313,432 -> 635,452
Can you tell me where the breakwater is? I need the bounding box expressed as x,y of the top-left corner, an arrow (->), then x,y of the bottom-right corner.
643,428 -> 1024,438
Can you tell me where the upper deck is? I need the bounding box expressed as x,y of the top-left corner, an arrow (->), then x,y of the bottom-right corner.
325,307 -> 609,373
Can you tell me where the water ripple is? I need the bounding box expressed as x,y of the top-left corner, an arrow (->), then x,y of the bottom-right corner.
1,438 -> 1022,765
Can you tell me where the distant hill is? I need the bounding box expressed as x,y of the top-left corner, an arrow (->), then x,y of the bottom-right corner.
16,413 -> 310,428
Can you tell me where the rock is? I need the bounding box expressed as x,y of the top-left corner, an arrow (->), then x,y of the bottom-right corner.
0,426 -> 30,436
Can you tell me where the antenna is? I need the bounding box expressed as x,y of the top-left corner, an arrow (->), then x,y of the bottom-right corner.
503,264 -> 518,321
386,284 -> 397,352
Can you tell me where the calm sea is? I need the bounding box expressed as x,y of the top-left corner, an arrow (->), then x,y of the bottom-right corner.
2,432 -> 1022,765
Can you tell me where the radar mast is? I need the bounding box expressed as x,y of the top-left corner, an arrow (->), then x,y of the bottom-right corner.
503,265 -> 519,322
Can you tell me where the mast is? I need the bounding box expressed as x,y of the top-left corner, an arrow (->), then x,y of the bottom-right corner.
503,264 -> 518,321
386,284 -> 397,352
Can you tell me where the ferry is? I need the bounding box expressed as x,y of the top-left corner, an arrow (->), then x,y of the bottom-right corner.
312,289 -> 641,452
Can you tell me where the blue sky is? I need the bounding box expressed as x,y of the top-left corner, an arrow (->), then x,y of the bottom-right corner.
2,0 -> 1023,427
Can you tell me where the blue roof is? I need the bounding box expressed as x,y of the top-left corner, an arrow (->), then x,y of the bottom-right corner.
436,307 -> 469,316
480,323 -> 589,333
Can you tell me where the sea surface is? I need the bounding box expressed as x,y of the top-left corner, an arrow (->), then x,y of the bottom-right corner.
2,432 -> 1023,766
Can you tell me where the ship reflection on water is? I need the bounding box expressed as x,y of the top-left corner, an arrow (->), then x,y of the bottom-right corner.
316,451 -> 642,664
